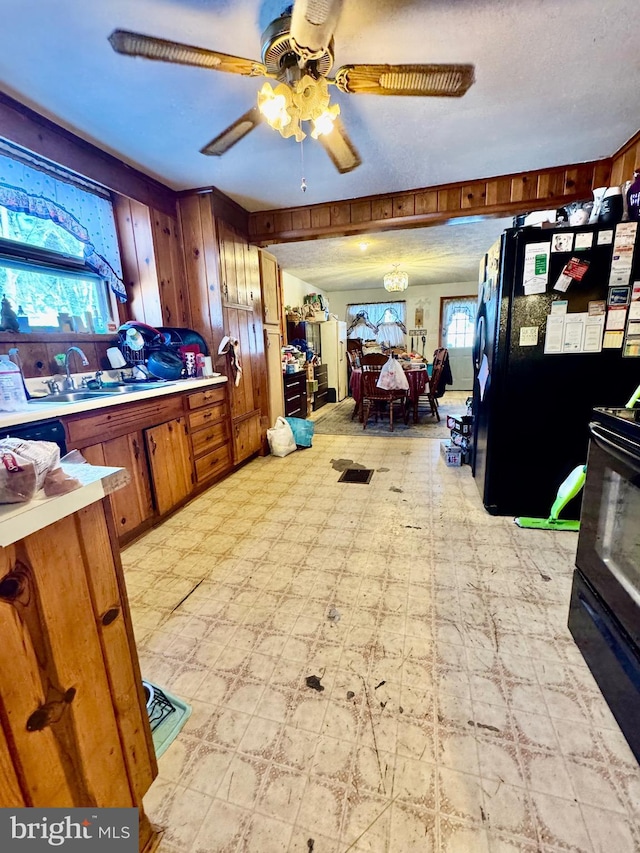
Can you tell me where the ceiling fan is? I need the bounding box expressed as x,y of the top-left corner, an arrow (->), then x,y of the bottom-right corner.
109,0 -> 475,174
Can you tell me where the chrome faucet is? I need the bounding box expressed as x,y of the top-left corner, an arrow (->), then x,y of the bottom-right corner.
62,346 -> 89,390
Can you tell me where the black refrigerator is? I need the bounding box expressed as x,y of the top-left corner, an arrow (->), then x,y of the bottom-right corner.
472,221 -> 640,519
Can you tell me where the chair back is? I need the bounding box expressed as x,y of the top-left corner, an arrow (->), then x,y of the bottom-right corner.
429,348 -> 448,396
360,352 -> 388,366
346,349 -> 362,369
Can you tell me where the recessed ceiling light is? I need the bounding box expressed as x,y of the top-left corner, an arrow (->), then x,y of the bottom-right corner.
359,241 -> 369,251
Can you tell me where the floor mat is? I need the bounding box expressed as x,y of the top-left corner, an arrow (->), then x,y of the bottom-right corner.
312,392 -> 469,438
144,681 -> 192,759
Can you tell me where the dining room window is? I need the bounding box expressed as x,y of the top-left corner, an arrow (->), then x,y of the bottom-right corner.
441,296 -> 476,348
346,301 -> 406,345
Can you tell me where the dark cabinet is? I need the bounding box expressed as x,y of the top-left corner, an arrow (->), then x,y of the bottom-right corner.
283,372 -> 307,418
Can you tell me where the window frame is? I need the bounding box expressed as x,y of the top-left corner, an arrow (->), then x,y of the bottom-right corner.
0,236 -> 118,334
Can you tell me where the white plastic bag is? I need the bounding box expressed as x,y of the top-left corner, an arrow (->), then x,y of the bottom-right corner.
377,357 -> 409,391
267,416 -> 297,457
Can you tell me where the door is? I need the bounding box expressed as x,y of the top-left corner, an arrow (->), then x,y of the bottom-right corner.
259,249 -> 281,327
265,326 -> 284,424
145,418 -> 193,515
440,295 -> 476,390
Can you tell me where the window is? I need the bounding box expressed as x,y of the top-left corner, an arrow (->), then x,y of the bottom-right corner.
0,211 -> 113,332
0,144 -> 126,333
441,296 -> 476,349
345,301 -> 406,346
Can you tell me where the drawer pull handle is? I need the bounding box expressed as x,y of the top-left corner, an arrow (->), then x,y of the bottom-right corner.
289,394 -> 300,401
202,412 -> 213,419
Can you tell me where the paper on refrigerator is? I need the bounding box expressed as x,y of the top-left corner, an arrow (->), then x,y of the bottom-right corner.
523,242 -> 550,294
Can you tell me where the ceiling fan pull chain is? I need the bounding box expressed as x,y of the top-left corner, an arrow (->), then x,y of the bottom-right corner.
300,138 -> 307,193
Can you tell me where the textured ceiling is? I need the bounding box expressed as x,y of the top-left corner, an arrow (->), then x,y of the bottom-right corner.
268,216 -> 513,291
0,0 -> 637,290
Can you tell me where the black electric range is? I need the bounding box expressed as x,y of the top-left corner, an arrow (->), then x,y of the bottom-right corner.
568,406 -> 640,763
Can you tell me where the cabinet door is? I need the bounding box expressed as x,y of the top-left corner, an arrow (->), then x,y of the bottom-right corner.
219,221 -> 238,306
265,326 -> 284,424
84,433 -> 154,538
232,413 -> 262,464
259,249 -> 281,327
145,418 -> 193,516
226,307 -> 256,419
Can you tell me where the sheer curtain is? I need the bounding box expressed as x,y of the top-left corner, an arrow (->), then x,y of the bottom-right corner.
0,146 -> 126,301
346,301 -> 406,345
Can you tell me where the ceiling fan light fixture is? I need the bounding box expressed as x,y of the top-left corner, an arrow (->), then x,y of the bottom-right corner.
383,265 -> 409,292
257,81 -> 291,128
311,102 -> 340,138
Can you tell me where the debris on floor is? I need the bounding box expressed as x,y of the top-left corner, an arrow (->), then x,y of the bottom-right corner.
374,680 -> 386,690
389,486 -> 403,493
327,606 -> 341,624
377,467 -> 390,472
346,691 -> 355,700
305,675 -> 325,692
330,458 -> 366,471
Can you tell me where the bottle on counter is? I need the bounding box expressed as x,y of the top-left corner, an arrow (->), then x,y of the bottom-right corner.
626,170 -> 640,222
0,354 -> 29,412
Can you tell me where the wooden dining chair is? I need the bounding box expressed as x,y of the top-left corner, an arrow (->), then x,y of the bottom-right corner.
422,347 -> 448,421
360,352 -> 388,366
360,365 -> 408,431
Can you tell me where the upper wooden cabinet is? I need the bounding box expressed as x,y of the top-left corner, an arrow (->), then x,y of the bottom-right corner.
259,249 -> 281,328
177,192 -> 269,465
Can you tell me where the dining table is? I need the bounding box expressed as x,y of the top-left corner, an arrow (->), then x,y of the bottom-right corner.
349,365 -> 430,424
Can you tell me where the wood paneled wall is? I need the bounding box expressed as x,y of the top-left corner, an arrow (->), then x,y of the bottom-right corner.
0,333 -> 116,380
610,129 -> 640,186
248,160 -> 613,245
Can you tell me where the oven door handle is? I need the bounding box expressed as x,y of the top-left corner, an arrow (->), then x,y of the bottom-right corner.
589,423 -> 640,476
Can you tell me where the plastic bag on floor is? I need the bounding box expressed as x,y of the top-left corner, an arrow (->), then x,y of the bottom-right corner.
285,417 -> 314,448
267,417 -> 297,457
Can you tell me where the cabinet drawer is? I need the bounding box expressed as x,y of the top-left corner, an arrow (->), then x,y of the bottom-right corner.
188,402 -> 227,431
313,389 -> 329,410
314,365 -> 328,381
66,396 -> 184,447
195,443 -> 232,483
283,373 -> 306,392
191,420 -> 229,457
187,386 -> 227,410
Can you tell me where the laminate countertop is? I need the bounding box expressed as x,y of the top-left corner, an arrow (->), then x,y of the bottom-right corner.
0,375 -> 228,430
0,462 -> 128,546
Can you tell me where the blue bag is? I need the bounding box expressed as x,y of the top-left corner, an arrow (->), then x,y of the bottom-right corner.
285,416 -> 315,447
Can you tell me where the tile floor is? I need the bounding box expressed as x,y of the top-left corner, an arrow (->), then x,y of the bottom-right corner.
122,433 -> 640,852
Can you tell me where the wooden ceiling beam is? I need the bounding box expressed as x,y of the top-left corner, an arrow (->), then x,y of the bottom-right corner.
248,159 -> 613,246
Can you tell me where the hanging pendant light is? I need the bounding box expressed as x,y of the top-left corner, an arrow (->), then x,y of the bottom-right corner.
383,264 -> 409,292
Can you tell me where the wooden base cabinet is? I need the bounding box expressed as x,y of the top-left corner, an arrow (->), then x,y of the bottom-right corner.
0,499 -> 158,850
82,432 -> 154,538
186,386 -> 232,486
232,413 -> 262,464
145,418 -> 193,516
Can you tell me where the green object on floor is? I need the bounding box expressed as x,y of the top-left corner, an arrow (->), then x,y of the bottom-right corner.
515,464 -> 586,531
146,682 -> 192,759
626,382 -> 640,409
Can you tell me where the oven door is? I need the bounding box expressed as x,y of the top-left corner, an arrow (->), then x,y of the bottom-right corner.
577,421 -> 640,647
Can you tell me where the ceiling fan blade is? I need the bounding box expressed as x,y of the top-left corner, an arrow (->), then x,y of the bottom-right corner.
200,107 -> 263,156
318,118 -> 361,174
290,0 -> 343,57
108,29 -> 267,77
333,63 -> 475,97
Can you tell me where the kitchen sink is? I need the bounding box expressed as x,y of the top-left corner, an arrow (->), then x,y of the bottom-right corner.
31,382 -> 176,404
33,390 -> 116,404
98,382 -> 175,393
